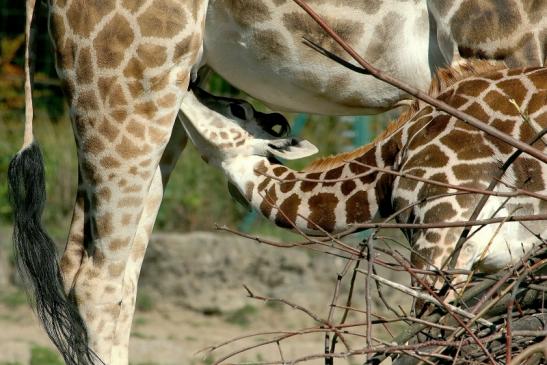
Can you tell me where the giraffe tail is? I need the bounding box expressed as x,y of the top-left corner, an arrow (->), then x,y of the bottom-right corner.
6,1 -> 100,365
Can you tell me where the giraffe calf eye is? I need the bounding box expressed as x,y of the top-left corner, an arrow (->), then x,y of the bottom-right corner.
230,103 -> 247,120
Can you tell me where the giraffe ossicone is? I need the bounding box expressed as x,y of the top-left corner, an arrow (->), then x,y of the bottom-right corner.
181,62 -> 547,279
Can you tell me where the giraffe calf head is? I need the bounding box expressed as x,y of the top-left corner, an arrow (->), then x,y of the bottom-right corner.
180,87 -> 318,167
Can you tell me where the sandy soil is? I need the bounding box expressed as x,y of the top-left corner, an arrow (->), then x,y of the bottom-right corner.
0,295 -> 369,365
0,231 -> 410,365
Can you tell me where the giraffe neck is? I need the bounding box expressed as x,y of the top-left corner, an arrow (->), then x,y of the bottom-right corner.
224,136 -> 401,235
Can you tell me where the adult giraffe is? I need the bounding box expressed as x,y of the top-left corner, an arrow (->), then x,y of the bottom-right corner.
8,0 -> 546,364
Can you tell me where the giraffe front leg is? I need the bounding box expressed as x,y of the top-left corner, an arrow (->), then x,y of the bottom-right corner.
60,122 -> 187,364
109,120 -> 187,364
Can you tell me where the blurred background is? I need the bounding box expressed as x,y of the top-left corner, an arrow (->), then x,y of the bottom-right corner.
0,2 -> 406,364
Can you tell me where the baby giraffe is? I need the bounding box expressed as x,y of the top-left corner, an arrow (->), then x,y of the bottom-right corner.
180,62 -> 546,285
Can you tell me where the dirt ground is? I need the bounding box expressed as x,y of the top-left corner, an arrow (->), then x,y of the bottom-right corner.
0,230 -> 410,365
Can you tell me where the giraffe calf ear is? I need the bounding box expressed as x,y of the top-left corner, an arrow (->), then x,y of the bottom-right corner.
266,138 -> 318,160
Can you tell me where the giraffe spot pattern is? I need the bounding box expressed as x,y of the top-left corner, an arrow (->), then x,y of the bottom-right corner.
275,194 -> 301,228
259,185 -> 277,218
423,202 -> 457,224
307,193 -> 338,231
345,191 -> 370,224
282,12 -> 363,59
67,0 -> 115,38
441,129 -> 494,160
405,145 -> 449,169
365,12 -> 405,63
137,0 -> 187,38
417,173 -> 449,201
221,0 -> 271,27
484,90 -> 520,116
94,14 -> 134,69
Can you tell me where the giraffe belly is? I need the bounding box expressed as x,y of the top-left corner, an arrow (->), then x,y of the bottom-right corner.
204,0 -> 438,115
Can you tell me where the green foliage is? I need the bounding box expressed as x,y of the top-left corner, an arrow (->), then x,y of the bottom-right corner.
0,289 -> 27,308
135,291 -> 155,312
30,346 -> 63,365
202,354 -> 215,365
224,304 -> 258,327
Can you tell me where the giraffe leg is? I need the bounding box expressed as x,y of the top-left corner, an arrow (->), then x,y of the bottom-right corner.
110,120 -> 187,364
59,123 -> 187,364
47,0 -> 207,362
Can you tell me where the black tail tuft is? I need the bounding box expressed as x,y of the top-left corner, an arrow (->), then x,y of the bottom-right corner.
8,142 -> 101,365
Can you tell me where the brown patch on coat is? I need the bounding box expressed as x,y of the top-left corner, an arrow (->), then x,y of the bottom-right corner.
513,158 -> 545,192
484,90 -> 519,116
94,14 -> 134,69
83,136 -> 105,155
67,0 -> 115,37
423,202 -> 457,223
137,44 -> 168,67
449,0 -> 520,45
301,172 -> 320,192
341,180 -> 356,196
95,212 -> 113,236
122,0 -> 147,12
497,78 -> 529,105
275,194 -> 301,228
115,136 -> 152,159
280,173 -> 296,193
526,89 -> 547,115
417,173 -> 449,200
441,129 -> 494,160
308,193 -> 338,232
137,0 -> 187,38
98,119 -> 120,142
405,145 -> 449,169
222,0 -> 271,27
260,186 -> 277,218
251,30 -> 289,61
76,47 -> 93,84
100,156 -> 121,169
453,162 -> 499,181
346,190 -> 370,224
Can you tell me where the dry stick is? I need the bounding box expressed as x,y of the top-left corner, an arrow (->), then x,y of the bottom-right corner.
384,253 -> 545,365
292,0 -> 547,164
365,236 -> 374,353
329,237 -> 370,357
324,263 -> 348,365
509,337 -> 547,365
355,268 -> 492,327
243,285 -> 351,351
216,224 -> 357,259
388,250 -> 498,365
424,249 -> 547,364
239,338 -> 492,365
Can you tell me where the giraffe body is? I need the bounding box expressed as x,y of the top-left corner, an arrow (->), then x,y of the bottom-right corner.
204,0 -> 440,114
180,63 -> 547,277
9,0 -> 547,364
